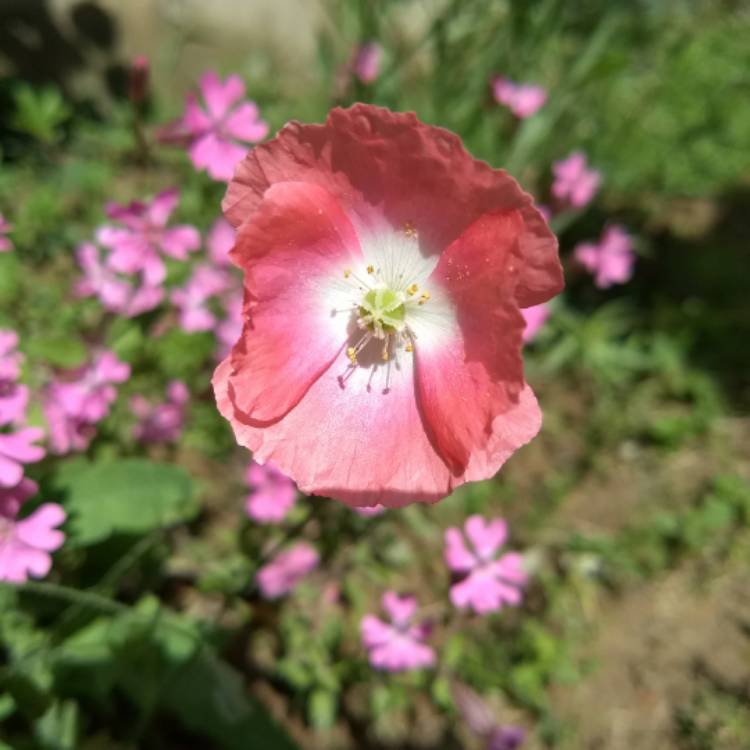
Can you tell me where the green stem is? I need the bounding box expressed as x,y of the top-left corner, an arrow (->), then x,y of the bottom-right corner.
6,580 -> 127,615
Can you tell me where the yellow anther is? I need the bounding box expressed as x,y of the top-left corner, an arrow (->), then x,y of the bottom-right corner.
406,283 -> 418,296
382,349 -> 389,361
418,290 -> 431,305
404,221 -> 418,238
405,343 -> 414,353
366,265 -> 375,274
344,268 -> 352,278
346,346 -> 358,364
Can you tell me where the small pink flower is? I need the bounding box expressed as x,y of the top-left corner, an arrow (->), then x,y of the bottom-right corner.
0,428 -> 45,487
0,331 -> 28,425
360,591 -> 435,672
207,218 -> 236,267
444,515 -> 527,615
74,242 -> 164,318
256,542 -> 319,599
96,189 -> 200,286
132,380 -> 188,444
551,152 -> 601,209
0,214 -> 13,252
352,42 -> 382,84
0,330 -> 22,382
245,460 -> 297,524
521,303 -> 550,343
44,400 -> 95,455
0,479 -> 66,583
492,77 -> 546,119
171,264 -> 231,332
159,71 -> 269,182
574,224 -> 635,289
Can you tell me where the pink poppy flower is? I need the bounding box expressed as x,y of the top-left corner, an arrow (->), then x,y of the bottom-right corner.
215,293 -> 243,361
256,541 -> 319,599
551,152 -> 601,209
0,479 -> 66,583
213,104 -> 563,508
352,42 -> 382,84
244,460 -> 297,524
159,71 -> 269,182
521,302 -> 550,343
492,77 -> 547,119
74,242 -> 164,317
0,427 -> 45,487
0,214 -> 13,252
360,591 -> 435,672
207,218 -> 236,267
574,224 -> 635,289
444,515 -> 527,614
96,189 -> 200,286
131,380 -> 188,444
171,264 -> 231,332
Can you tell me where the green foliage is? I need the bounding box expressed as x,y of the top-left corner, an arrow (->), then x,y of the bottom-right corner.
11,85 -> 71,145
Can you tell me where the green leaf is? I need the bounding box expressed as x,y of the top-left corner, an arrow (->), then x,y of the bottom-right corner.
26,335 -> 88,369
55,459 -> 198,545
11,84 -> 70,144
308,688 -> 337,730
34,700 -> 79,750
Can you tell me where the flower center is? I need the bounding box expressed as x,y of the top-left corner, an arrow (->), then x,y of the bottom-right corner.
358,287 -> 406,336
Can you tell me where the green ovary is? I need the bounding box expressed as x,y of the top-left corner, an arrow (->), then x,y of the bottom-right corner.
359,287 -> 406,334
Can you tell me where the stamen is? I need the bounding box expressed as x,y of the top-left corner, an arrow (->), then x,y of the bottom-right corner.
418,290 -> 431,305
403,221 -> 418,238
382,336 -> 390,361
366,265 -> 374,274
406,283 -> 418,296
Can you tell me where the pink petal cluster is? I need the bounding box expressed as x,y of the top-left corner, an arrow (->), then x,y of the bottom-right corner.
0,330 -> 29,425
131,380 -> 188,444
492,77 -> 547,118
213,104 -> 563,507
574,224 -> 635,288
256,542 -> 319,599
352,42 -> 382,84
0,478 -> 66,583
444,515 -> 527,614
245,460 -> 297,524
521,303 -> 550,343
171,264 -> 231,332
207,218 -> 236,267
75,242 -> 164,317
551,152 -> 601,209
96,189 -> 200,286
360,591 -> 435,672
159,71 -> 269,182
44,350 -> 130,455
0,214 -> 12,252
215,293 -> 243,360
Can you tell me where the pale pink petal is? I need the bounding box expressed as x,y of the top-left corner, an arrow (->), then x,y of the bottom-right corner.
158,225 -> 201,260
189,133 -> 248,182
199,71 -> 246,121
222,102 -> 268,143
146,189 -> 179,227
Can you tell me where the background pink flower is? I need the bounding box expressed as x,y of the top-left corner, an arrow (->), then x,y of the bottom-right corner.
360,591 -> 435,672
0,331 -> 28,425
207,217 -> 236,267
0,428 -> 45,487
492,77 -> 547,118
574,224 -> 635,288
245,460 -> 297,524
96,189 -> 200,286
521,303 -> 550,343
444,515 -> 528,614
552,152 -> 601,209
352,42 -> 382,84
0,479 -> 66,583
0,214 -> 13,252
160,71 -> 269,182
171,264 -> 231,332
256,542 -> 319,599
132,381 -> 188,444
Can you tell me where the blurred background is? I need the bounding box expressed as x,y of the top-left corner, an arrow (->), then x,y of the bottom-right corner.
0,1 -> 749,748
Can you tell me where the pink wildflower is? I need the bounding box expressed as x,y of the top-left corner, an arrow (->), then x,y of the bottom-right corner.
0,214 -> 12,252
171,264 -> 230,332
44,400 -> 95,455
0,331 -> 28,425
245,460 -> 296,523
360,591 -> 435,672
0,428 -> 45,487
444,515 -> 527,614
213,104 -> 562,507
207,218 -> 236,267
521,303 -> 550,343
0,479 -> 65,583
452,683 -> 526,750
159,71 -> 269,182
352,42 -> 382,84
256,542 -> 319,599
96,189 -> 200,286
216,293 -> 243,360
75,242 -> 164,317
492,77 -> 546,118
574,224 -> 635,288
551,152 -> 601,209
131,381 -> 188,444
